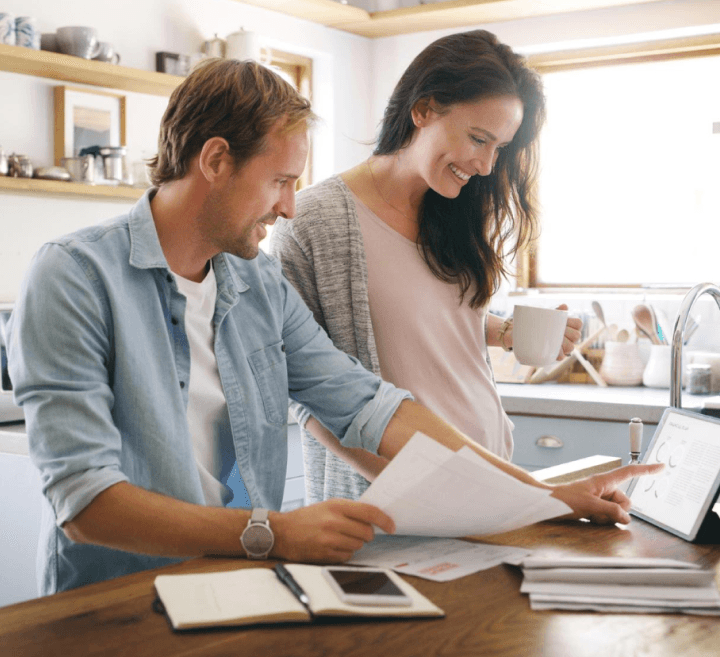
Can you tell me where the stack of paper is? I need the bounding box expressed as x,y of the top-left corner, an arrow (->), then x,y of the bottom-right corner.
520,556 -> 720,615
360,432 -> 571,537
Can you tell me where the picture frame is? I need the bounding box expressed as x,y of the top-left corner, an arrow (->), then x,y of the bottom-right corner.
54,86 -> 126,165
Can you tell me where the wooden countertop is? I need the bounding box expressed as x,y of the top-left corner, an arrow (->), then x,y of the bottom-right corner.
1,518 -> 719,657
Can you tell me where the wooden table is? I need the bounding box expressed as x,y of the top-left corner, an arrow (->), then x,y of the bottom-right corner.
2,518 -> 719,657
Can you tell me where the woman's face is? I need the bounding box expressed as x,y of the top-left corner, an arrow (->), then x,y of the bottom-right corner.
410,94 -> 524,198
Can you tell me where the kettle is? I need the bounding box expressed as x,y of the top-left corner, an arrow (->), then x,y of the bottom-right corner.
202,34 -> 226,58
226,28 -> 266,62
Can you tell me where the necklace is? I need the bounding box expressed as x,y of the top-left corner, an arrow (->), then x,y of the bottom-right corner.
366,159 -> 414,222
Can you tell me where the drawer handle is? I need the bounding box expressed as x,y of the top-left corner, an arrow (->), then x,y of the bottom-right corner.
536,435 -> 564,449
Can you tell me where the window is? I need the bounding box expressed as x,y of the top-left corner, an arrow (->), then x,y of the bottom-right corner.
269,49 -> 313,191
518,34 -> 720,289
260,49 -> 313,254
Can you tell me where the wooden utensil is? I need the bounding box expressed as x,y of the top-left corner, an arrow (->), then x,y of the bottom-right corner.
616,329 -> 630,342
573,347 -> 607,387
530,324 -> 611,384
632,305 -> 662,345
591,300 -> 606,326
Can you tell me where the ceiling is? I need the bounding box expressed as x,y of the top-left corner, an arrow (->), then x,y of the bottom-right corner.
240,0 -> 669,38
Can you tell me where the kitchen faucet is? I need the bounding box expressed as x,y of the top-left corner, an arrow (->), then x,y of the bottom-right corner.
671,282 -> 720,409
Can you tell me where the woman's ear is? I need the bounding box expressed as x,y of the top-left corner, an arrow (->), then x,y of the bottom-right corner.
411,98 -> 435,128
198,137 -> 231,182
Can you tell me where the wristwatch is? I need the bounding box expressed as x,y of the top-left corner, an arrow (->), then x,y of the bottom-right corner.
241,508 -> 275,559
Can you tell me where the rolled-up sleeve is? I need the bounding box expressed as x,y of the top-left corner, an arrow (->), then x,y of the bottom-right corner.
279,274 -> 412,454
8,244 -> 128,525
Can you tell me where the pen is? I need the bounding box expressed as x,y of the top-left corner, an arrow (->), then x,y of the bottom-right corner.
274,563 -> 312,614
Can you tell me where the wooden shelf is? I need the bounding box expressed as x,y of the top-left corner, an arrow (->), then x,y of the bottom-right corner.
0,176 -> 145,201
240,0 -> 666,38
0,43 -> 183,96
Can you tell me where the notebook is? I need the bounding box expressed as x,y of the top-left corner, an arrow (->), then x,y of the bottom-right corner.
154,564 -> 444,630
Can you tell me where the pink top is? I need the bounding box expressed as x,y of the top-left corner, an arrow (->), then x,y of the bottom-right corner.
354,194 -> 514,460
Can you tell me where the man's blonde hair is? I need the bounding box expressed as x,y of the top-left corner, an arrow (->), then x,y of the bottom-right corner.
148,58 -> 316,186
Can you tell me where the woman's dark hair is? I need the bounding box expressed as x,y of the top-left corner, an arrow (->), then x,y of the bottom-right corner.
375,30 -> 546,309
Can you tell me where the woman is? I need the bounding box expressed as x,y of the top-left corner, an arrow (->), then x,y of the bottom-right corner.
270,30 -> 581,504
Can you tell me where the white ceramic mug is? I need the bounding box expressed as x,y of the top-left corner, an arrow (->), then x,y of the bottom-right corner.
512,305 -> 567,367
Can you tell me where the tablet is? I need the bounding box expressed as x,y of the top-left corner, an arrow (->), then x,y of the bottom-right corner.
628,407 -> 720,542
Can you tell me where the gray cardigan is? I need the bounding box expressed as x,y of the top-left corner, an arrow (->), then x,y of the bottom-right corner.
270,175 -> 381,502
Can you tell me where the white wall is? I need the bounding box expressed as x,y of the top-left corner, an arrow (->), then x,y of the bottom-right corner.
0,0 -> 375,301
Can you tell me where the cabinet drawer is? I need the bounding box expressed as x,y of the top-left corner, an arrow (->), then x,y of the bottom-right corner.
510,415 -> 657,470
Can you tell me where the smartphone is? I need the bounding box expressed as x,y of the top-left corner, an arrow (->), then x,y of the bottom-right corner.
321,566 -> 412,607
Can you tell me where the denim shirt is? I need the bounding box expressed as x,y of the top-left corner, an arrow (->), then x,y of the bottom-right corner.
7,190 -> 411,595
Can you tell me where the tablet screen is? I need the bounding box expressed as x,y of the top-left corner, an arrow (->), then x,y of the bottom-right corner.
629,408 -> 720,540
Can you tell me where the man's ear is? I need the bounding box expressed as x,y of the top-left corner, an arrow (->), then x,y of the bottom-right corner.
198,137 -> 232,182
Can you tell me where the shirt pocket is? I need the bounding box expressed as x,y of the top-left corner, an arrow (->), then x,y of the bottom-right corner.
248,340 -> 289,426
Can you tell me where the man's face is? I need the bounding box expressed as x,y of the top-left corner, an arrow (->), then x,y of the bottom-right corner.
201,121 -> 309,260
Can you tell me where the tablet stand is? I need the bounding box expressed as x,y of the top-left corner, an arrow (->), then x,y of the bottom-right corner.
694,498 -> 720,544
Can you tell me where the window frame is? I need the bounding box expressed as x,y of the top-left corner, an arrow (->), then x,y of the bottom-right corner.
269,49 -> 313,191
517,32 -> 720,290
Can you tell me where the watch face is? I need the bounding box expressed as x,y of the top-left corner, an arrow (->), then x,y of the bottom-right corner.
242,524 -> 273,557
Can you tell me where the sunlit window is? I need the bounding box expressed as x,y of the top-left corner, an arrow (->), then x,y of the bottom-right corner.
527,43 -> 720,288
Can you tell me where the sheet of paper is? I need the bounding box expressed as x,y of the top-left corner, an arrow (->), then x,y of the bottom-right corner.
349,534 -> 531,582
520,581 -> 720,602
360,432 -> 571,537
521,556 -> 700,570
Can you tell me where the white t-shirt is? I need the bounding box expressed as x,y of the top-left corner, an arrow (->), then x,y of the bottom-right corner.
353,193 -> 514,459
175,264 -> 236,506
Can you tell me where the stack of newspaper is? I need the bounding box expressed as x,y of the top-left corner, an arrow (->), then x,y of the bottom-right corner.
520,556 -> 720,615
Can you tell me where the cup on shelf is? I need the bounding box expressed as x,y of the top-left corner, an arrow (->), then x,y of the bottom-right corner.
56,26 -> 101,59
40,32 -> 59,52
93,42 -> 120,64
15,16 -> 39,49
61,155 -> 95,183
0,13 -> 15,45
512,305 -> 568,368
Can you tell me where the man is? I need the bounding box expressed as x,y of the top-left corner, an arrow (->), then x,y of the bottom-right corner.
8,59 -> 659,596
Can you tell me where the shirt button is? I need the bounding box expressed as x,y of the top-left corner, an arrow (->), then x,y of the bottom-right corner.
166,274 -> 173,283
281,344 -> 286,352
179,381 -> 185,389
171,317 -> 178,325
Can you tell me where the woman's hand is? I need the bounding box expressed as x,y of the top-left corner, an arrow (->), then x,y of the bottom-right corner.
555,303 -> 582,360
550,463 -> 665,525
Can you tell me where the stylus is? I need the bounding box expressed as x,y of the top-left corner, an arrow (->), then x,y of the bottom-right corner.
274,564 -> 312,614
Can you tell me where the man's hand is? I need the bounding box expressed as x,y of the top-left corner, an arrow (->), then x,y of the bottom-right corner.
550,463 -> 665,525
270,499 -> 394,563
